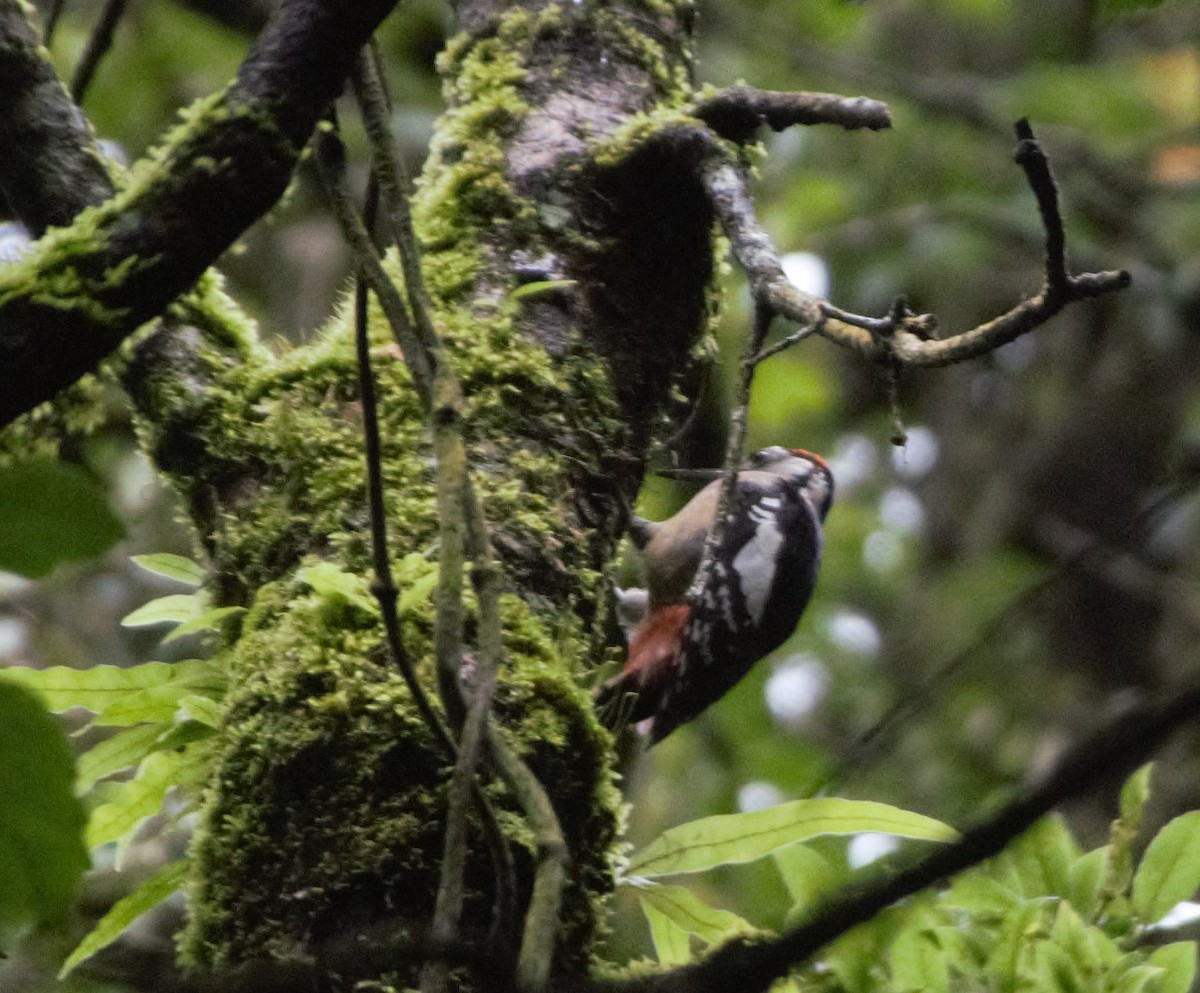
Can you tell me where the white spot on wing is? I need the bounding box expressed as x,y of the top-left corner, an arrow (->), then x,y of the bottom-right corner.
732,505 -> 783,625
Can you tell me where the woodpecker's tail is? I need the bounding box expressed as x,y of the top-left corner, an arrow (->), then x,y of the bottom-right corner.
595,604 -> 689,733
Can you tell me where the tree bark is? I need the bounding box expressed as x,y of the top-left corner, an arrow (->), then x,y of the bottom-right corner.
118,0 -> 710,984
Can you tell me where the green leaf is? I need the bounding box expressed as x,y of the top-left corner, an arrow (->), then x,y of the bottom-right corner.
631,881 -> 758,945
641,895 -> 692,965
1109,764 -> 1154,900
3,659 -> 223,727
1049,901 -> 1111,983
398,566 -> 440,616
1132,811 -> 1200,922
152,719 -> 217,753
890,927 -> 949,993
509,279 -> 577,301
161,605 -> 244,644
929,925 -> 984,981
130,553 -> 205,587
1121,764 -> 1154,826
1067,846 -> 1109,920
0,680 -> 89,931
1106,963 -> 1162,993
0,460 -> 125,578
986,900 -> 1053,993
1148,942 -> 1197,993
58,859 -> 187,978
86,744 -> 209,856
121,593 -> 204,628
1003,815 -> 1080,899
76,724 -> 166,795
625,798 -> 957,878
297,562 -> 378,615
1033,939 -> 1084,993
826,923 -> 888,993
946,871 -> 1020,915
174,694 -> 222,728
773,844 -> 841,920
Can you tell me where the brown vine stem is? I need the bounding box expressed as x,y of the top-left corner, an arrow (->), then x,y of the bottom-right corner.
316,116 -> 520,986
352,52 -> 564,992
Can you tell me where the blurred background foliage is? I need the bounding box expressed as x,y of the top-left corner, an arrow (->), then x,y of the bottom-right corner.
3,0 -> 1200,985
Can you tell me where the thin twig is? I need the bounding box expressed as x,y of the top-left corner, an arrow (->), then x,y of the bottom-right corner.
751,322 -> 820,366
70,0 -> 131,102
350,259 -> 457,761
43,0 -> 68,44
487,726 -> 570,993
831,481 -> 1200,786
422,639 -> 498,993
462,474 -> 522,967
353,46 -> 441,358
589,678 -> 1200,993
686,297 -> 776,601
344,176 -> 518,983
1013,117 -> 1069,293
312,124 -> 435,407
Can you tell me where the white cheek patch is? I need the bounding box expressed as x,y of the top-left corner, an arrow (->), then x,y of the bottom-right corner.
731,504 -> 784,626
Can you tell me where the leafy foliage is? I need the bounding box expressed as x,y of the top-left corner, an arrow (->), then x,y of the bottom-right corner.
1,554 -> 232,975
57,860 -> 188,979
622,768 -> 1199,993
0,680 -> 89,942
0,459 -> 125,578
624,798 -> 956,878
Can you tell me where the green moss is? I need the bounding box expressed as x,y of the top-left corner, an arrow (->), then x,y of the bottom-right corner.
173,2 -> 672,981
590,106 -> 711,169
182,570 -> 617,977
594,9 -> 692,98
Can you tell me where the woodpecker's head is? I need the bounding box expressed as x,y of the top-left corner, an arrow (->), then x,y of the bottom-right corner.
747,446 -> 834,522
660,445 -> 835,521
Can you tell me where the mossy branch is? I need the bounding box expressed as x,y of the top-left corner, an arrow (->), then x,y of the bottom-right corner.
0,0 -> 401,426
0,0 -> 113,235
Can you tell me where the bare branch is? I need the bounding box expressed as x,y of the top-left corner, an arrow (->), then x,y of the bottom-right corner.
696,122 -> 1130,372
694,84 -> 891,144
1013,116 -> 1068,292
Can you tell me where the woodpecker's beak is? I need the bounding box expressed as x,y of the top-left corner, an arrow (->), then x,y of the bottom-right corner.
656,466 -> 726,482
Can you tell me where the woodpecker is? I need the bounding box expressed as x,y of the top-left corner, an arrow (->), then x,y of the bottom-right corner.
601,447 -> 833,743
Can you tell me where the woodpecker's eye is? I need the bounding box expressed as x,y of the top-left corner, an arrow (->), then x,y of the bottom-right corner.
749,445 -> 788,467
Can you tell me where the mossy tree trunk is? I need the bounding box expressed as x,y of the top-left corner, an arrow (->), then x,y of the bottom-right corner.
0,0 -> 716,983
112,0 -> 710,986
